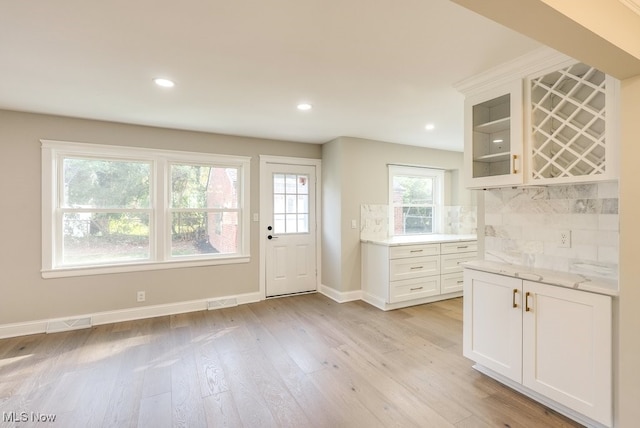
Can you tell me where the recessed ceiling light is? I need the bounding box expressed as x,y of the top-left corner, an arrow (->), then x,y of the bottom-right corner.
425,123 -> 435,131
493,139 -> 504,143
154,78 -> 175,88
297,103 -> 312,111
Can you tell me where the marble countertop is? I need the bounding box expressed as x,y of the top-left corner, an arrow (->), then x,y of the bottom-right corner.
463,260 -> 619,297
361,234 -> 477,246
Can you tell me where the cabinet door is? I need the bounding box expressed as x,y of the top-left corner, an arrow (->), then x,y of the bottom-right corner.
464,80 -> 523,189
522,281 -> 612,427
463,269 -> 523,382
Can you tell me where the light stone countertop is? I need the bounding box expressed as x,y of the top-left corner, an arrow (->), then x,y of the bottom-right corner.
463,260 -> 619,297
361,234 -> 477,246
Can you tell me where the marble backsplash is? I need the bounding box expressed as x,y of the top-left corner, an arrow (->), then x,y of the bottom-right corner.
483,182 -> 619,280
360,204 -> 477,240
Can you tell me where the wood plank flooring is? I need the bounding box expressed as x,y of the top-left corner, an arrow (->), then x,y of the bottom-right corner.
0,294 -> 583,427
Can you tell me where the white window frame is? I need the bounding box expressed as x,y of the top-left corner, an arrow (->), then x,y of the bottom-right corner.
41,140 -> 250,278
388,165 -> 444,236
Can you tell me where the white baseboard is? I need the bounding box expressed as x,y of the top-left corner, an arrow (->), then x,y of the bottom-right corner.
361,291 -> 463,311
319,284 -> 362,303
0,291 -> 263,340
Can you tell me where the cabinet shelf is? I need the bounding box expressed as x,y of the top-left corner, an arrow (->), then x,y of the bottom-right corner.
474,116 -> 509,134
473,152 -> 510,163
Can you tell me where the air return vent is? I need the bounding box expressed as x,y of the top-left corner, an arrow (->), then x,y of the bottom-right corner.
207,298 -> 238,310
46,317 -> 92,333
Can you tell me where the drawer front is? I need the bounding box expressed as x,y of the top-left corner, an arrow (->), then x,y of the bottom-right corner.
441,240 -> 477,255
390,256 -> 440,281
441,272 -> 465,294
389,276 -> 440,303
441,252 -> 478,274
389,244 -> 440,259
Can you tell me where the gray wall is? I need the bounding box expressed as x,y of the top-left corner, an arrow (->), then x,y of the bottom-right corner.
321,136 -> 473,294
0,109 -> 321,325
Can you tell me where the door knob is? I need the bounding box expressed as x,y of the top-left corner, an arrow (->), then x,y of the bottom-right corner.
268,235 -> 278,240
267,226 -> 273,231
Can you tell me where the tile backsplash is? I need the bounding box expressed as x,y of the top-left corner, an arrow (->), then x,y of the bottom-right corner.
483,182 -> 619,280
360,204 -> 477,240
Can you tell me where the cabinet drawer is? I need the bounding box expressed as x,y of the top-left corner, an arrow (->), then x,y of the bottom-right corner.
441,241 -> 477,254
389,276 -> 440,303
389,244 -> 439,259
441,252 -> 478,274
441,272 -> 465,294
390,256 -> 440,281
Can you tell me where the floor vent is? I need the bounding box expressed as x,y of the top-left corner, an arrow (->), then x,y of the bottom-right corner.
207,298 -> 238,310
46,317 -> 92,334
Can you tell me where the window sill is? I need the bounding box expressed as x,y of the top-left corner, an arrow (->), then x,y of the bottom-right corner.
42,256 -> 250,279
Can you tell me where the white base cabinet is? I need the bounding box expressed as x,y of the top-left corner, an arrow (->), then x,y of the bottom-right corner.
463,269 -> 612,427
361,240 -> 477,311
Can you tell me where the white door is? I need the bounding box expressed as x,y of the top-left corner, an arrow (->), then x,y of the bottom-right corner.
522,281 -> 612,426
264,163 -> 317,297
463,269 -> 523,383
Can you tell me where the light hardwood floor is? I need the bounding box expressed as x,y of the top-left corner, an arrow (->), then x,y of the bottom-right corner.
0,294 -> 582,427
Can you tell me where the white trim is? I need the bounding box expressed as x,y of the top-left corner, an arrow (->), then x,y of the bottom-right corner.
0,291 -> 262,340
361,291 -> 463,311
259,155 -> 322,300
41,256 -> 249,278
454,47 -> 573,96
319,284 -> 362,303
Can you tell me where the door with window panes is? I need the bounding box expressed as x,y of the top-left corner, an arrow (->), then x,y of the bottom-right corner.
265,163 -> 317,297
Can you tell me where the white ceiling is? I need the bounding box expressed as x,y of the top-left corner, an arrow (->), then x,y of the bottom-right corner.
0,0 -> 542,151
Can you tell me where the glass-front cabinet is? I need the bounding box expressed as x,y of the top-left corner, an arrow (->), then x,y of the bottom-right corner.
464,80 -> 523,189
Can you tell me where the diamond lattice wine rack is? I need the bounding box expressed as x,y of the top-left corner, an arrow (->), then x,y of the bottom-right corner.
530,63 -> 607,180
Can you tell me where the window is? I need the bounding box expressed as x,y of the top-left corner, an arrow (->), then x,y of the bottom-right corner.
389,165 -> 444,235
42,140 -> 250,277
272,173 -> 309,234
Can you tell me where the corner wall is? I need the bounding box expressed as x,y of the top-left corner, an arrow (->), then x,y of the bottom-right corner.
321,136 -> 471,294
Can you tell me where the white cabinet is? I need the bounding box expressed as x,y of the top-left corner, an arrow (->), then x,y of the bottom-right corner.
361,240 -> 477,310
462,270 -> 523,381
527,61 -> 619,184
458,49 -> 619,189
464,80 -> 523,189
463,269 -> 612,427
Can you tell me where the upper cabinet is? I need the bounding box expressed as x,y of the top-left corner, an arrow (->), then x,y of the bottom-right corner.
456,48 -> 619,189
464,80 -> 523,188
527,62 -> 619,184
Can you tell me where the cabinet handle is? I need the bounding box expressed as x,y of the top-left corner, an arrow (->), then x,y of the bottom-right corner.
457,280 -> 464,284
457,245 -> 468,249
512,154 -> 519,174
410,287 -> 424,291
525,291 -> 532,312
410,266 -> 423,270
409,249 -> 423,253
512,289 -> 518,308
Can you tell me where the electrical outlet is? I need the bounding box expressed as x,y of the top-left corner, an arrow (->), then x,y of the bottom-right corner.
558,230 -> 571,248
137,291 -> 146,302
